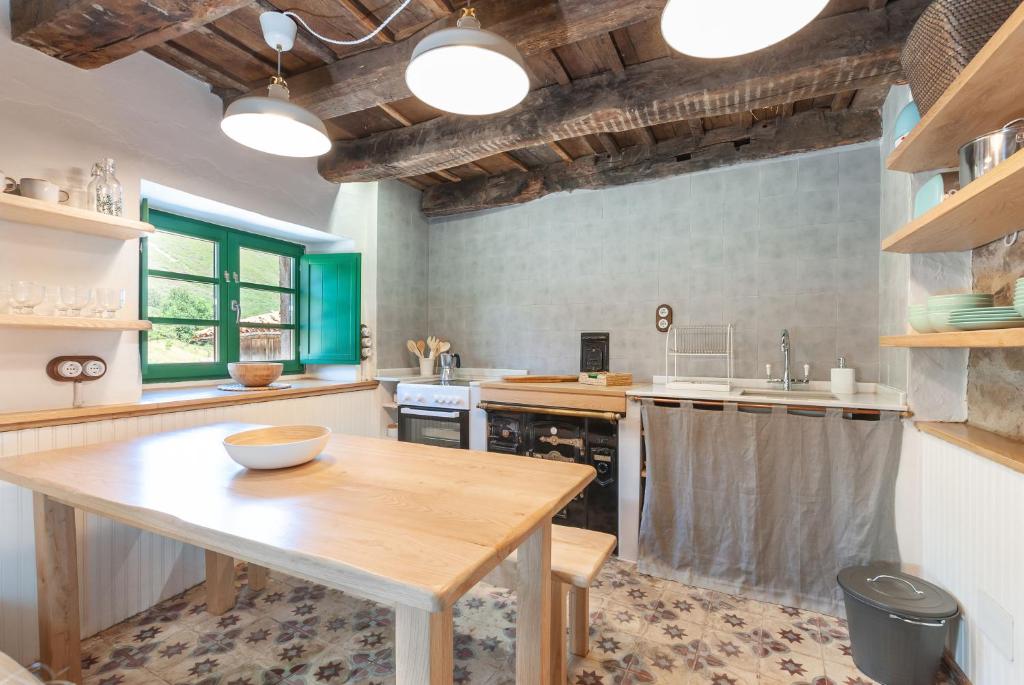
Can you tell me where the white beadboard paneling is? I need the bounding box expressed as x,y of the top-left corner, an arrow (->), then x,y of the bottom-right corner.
917,431 -> 1024,685
0,389 -> 377,666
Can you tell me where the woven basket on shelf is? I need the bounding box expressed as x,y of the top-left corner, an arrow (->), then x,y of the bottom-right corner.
901,0 -> 1019,114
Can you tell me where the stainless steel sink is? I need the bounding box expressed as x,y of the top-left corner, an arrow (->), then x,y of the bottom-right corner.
739,388 -> 838,402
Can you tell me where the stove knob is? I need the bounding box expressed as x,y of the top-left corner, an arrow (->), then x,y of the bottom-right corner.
451,397 -> 462,406
417,395 -> 425,403
438,397 -> 448,404
398,395 -> 407,404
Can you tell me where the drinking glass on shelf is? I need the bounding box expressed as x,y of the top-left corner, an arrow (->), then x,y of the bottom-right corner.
9,281 -> 45,315
96,287 -> 125,319
59,285 -> 92,317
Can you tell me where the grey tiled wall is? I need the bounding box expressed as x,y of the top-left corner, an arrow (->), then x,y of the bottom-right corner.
377,181 -> 429,368
427,143 -> 882,382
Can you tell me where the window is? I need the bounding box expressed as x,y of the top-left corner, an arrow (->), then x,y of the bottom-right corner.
140,208 -> 305,382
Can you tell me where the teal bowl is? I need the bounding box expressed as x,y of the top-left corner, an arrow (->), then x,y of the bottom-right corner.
893,101 -> 921,148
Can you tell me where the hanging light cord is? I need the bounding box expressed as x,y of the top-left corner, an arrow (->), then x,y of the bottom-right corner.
284,0 -> 415,46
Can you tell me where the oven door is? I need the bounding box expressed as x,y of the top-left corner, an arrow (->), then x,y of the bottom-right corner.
398,406 -> 469,449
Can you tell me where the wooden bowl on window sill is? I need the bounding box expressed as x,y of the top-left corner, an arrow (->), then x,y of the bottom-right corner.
227,362 -> 284,387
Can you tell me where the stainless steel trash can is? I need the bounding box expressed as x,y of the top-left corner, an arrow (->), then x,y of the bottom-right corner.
838,564 -> 959,685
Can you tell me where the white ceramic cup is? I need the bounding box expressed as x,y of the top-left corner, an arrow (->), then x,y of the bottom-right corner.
19,178 -> 69,204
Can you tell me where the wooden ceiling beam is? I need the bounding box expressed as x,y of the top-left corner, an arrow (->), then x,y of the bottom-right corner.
499,153 -> 531,173
547,142 -> 575,163
596,133 -> 621,156
146,41 -> 251,96
421,109 -> 882,216
378,102 -> 414,127
336,0 -> 395,43
636,127 -> 658,147
10,0 -> 252,69
432,169 -> 463,183
418,0 -> 453,17
593,33 -> 625,74
831,89 -> 858,111
320,0 -> 927,182
255,0 -> 664,120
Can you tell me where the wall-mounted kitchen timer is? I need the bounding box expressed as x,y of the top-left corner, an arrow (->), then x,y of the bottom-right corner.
656,304 -> 673,332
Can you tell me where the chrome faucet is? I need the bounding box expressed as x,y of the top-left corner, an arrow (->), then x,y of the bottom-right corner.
765,329 -> 811,390
780,329 -> 792,391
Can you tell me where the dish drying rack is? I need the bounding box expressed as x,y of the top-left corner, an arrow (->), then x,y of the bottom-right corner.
664,324 -> 734,391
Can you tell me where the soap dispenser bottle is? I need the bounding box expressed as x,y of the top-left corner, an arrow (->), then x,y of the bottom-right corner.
831,356 -> 856,394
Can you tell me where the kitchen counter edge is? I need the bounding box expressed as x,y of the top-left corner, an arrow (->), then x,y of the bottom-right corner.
0,379 -> 379,432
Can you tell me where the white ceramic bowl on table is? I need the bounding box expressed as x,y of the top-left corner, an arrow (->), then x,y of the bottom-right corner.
223,425 -> 331,469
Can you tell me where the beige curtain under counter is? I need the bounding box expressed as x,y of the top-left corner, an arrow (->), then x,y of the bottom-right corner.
639,401 -> 902,616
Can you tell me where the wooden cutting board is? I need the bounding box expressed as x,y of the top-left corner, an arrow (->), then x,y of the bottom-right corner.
501,375 -> 579,383
578,372 -> 633,386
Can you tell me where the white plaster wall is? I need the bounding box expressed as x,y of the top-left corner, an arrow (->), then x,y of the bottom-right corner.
0,0 -> 347,412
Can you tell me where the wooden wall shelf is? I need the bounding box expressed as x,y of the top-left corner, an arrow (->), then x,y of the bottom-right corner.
882,150 -> 1024,253
917,422 -> 1024,475
0,192 -> 154,240
887,4 -> 1024,173
880,329 -> 1024,348
0,315 -> 151,331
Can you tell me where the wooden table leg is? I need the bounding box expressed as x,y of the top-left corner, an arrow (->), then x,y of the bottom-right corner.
33,494 -> 82,685
517,520 -> 552,685
205,550 -> 236,615
570,586 -> 589,657
395,605 -> 453,685
550,579 -> 569,685
248,563 -> 268,591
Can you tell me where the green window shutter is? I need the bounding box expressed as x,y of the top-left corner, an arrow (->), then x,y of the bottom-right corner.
299,253 -> 361,364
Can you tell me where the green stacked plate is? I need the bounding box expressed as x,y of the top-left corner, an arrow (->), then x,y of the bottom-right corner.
1015,278 -> 1024,318
927,293 -> 994,332
948,306 -> 1024,331
908,304 -> 934,333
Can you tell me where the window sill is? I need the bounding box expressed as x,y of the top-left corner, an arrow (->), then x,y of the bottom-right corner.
0,378 -> 378,432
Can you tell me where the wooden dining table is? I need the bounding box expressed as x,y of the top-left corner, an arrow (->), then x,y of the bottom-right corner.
0,422 -> 595,685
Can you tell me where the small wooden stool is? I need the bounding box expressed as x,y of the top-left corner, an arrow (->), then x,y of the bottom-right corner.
486,525 -> 616,684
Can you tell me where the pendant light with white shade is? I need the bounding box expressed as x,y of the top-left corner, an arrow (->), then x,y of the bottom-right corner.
406,7 -> 530,116
220,12 -> 331,158
661,0 -> 830,59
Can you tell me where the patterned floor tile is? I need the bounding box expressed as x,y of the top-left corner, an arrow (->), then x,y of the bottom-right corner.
823,659 -> 882,685
76,558 -> 891,685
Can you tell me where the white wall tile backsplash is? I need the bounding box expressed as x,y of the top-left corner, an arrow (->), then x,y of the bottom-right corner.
428,143 -> 882,381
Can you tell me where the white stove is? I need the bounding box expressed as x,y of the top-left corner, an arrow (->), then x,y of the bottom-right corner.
396,379 -> 472,410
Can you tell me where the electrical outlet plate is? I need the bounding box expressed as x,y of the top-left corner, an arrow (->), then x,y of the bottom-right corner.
656,304 -> 673,332
47,356 -> 107,382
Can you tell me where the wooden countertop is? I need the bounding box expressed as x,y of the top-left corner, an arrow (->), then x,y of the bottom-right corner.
917,421 -> 1024,475
478,381 -> 636,413
478,381 -> 634,396
0,379 -> 378,432
0,422 -> 594,611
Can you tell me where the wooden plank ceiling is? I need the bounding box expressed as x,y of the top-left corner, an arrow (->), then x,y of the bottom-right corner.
10,0 -> 923,215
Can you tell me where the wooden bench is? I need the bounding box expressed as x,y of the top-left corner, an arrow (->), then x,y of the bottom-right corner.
481,525 -> 616,683
226,525 -> 615,683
